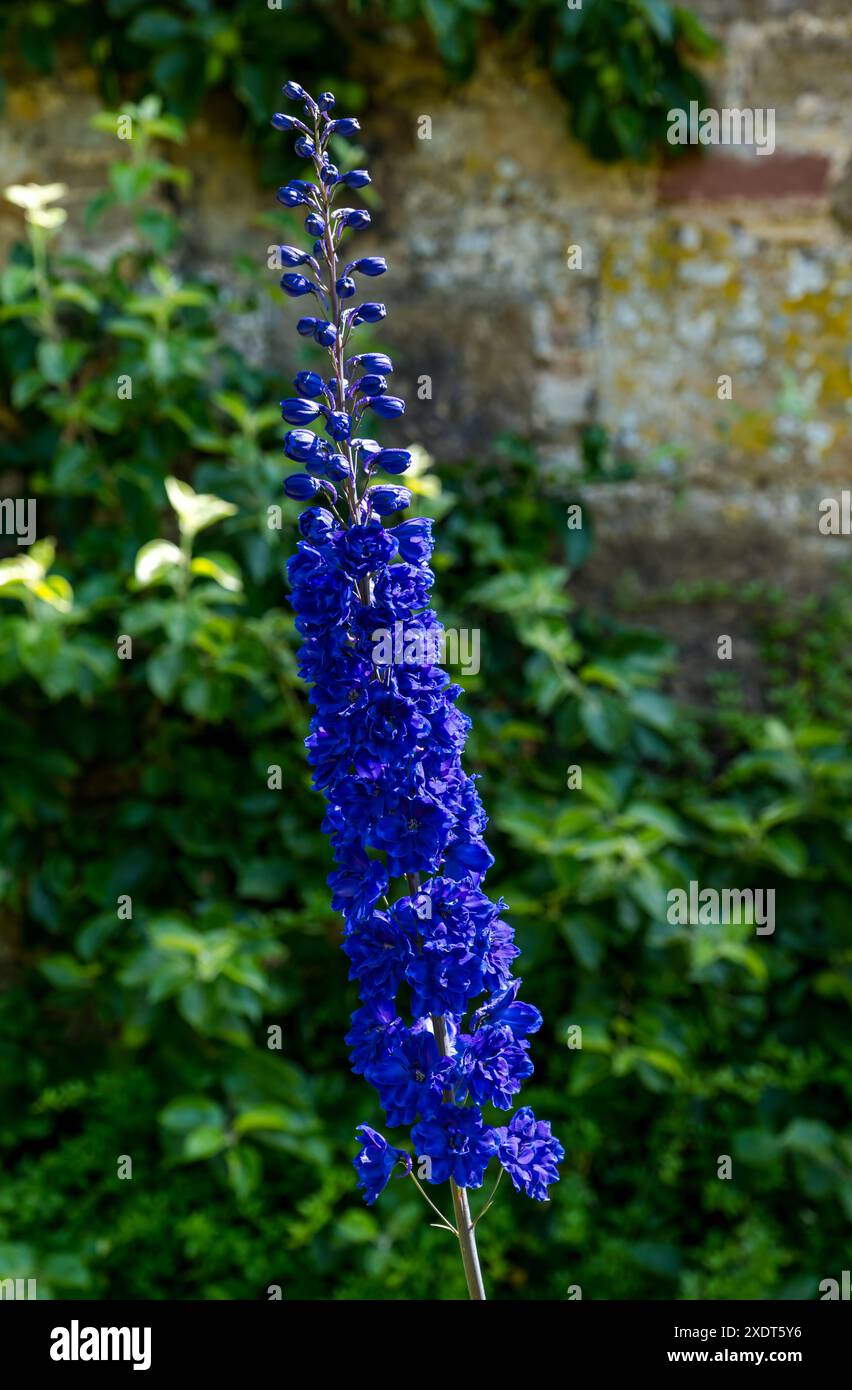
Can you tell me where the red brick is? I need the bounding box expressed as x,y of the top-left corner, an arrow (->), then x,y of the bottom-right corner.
659,151 -> 831,203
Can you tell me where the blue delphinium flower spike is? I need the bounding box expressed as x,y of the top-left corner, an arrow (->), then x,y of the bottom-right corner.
273,81 -> 563,1292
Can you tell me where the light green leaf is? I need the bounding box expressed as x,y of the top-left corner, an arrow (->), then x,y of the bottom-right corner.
190,553 -> 242,592
165,477 -> 237,538
134,538 -> 184,586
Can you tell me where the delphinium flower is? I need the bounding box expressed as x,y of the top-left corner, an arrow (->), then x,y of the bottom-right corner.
274,81 -> 563,1300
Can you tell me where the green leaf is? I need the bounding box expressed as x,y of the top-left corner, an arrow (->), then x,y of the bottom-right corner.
580,693 -> 632,753
233,1105 -> 298,1136
160,1097 -> 227,1133
134,539 -> 184,587
53,282 -> 100,314
39,954 -> 100,989
147,644 -> 185,701
127,10 -> 187,45
165,477 -> 237,538
635,0 -> 674,43
225,1145 -> 262,1200
190,553 -> 242,592
181,1125 -> 230,1161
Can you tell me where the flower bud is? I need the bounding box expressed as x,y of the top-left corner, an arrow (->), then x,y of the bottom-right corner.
352,437 -> 381,460
367,486 -> 411,515
284,429 -> 323,462
304,213 -> 325,237
320,163 -> 339,186
336,276 -> 357,300
343,209 -> 371,229
294,136 -> 316,158
351,257 -> 387,277
325,410 -> 352,441
278,245 -> 312,267
314,321 -> 337,347
374,448 -> 411,475
305,453 -> 328,477
331,117 -> 360,137
357,374 -> 387,396
282,81 -> 305,100
296,316 -> 318,337
298,506 -> 335,540
281,398 -> 322,425
284,473 -> 320,499
366,395 -> 405,419
276,180 -> 317,208
326,453 -> 353,481
280,273 -> 316,298
341,169 -> 371,188
357,353 -> 393,374
318,92 -> 336,112
271,113 -> 305,133
352,302 -> 386,325
294,371 -> 326,398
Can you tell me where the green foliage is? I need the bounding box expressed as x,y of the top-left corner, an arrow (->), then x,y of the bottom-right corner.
1,0 -> 717,164
0,106 -> 849,1302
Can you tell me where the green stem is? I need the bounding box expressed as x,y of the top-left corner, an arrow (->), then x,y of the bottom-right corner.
431,1011 -> 488,1301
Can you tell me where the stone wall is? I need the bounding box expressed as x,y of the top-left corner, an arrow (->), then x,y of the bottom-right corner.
3,5 -> 850,695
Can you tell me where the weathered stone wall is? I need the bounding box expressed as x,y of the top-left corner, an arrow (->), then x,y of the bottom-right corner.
3,6 -> 850,691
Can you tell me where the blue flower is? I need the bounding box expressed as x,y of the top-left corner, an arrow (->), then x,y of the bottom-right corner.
343,910 -> 414,1003
339,523 -> 397,578
411,1105 -> 498,1188
276,81 -> 561,1226
495,1108 -> 564,1202
393,518 -> 434,564
345,1001 -> 402,1075
366,1024 -> 448,1127
353,1125 -> 410,1205
373,798 -> 453,877
455,1023 -> 533,1109
329,850 -> 388,923
472,979 -> 543,1038
366,485 -> 411,515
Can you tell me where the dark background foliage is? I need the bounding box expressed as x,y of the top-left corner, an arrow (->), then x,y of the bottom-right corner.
0,1 -> 850,1301
1,0 -> 715,164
